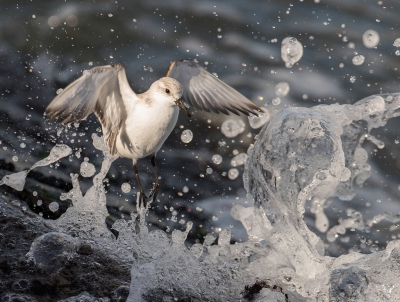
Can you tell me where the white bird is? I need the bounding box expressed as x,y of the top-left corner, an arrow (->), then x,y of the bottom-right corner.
45,59 -> 263,205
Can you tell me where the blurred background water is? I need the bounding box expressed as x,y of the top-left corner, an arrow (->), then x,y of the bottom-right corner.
1,0 -> 400,256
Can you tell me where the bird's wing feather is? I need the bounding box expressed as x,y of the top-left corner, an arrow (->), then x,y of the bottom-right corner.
165,59 -> 263,116
45,64 -> 136,154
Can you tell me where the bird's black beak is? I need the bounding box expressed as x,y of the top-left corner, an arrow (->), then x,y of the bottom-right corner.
175,98 -> 191,117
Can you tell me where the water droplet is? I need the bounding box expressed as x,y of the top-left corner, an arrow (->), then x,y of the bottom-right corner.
231,153 -> 248,167
275,82 -> 290,97
272,97 -> 281,105
32,15 -> 36,18
108,13 -> 113,17
218,140 -> 226,147
33,191 -> 38,196
56,88 -> 63,95
352,55 -> 365,66
396,50 -> 400,56
37,200 -> 42,206
221,119 -> 245,138
182,186 -> 189,193
20,143 -> 26,148
206,167 -> 213,174
394,38 -> 400,47
12,156 -> 18,162
228,168 -> 239,180
281,36 -> 303,68
80,158 -> 96,177
181,129 -> 193,143
350,76 -> 356,83
212,154 -> 223,165
49,202 -> 59,212
121,182 -> 131,193
370,244 -> 379,253
362,30 -> 380,48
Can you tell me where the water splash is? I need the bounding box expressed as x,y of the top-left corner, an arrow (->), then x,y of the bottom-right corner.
243,93 -> 400,299
248,107 -> 270,129
13,93 -> 400,300
0,144 -> 72,191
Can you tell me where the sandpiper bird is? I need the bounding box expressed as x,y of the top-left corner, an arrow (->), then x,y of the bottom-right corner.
45,59 -> 263,205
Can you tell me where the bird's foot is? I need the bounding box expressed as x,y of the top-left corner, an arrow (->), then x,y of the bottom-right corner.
138,190 -> 148,208
149,183 -> 160,202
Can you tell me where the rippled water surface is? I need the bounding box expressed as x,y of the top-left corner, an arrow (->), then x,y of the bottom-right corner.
1,0 -> 400,256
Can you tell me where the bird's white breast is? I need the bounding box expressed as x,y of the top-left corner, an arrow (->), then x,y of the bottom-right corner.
115,102 -> 179,163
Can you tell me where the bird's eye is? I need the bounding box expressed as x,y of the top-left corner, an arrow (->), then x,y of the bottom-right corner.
166,89 -> 170,93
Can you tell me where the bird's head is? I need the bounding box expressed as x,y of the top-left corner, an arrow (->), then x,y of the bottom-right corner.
151,77 -> 191,117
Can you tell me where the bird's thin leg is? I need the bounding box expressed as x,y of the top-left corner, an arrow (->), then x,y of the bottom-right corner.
133,164 -> 147,207
149,154 -> 160,202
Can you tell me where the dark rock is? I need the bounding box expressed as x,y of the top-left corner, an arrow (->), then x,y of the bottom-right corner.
0,197 -> 130,301
0,293 -> 37,302
110,285 -> 129,302
76,241 -> 93,256
27,232 -> 75,275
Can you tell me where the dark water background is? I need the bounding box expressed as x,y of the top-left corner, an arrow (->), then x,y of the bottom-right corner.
1,0 -> 400,256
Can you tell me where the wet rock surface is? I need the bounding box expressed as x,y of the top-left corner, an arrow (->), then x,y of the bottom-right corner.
0,197 -> 130,302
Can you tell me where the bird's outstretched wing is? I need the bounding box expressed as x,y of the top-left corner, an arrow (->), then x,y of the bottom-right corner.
165,59 -> 263,116
45,64 -> 137,154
